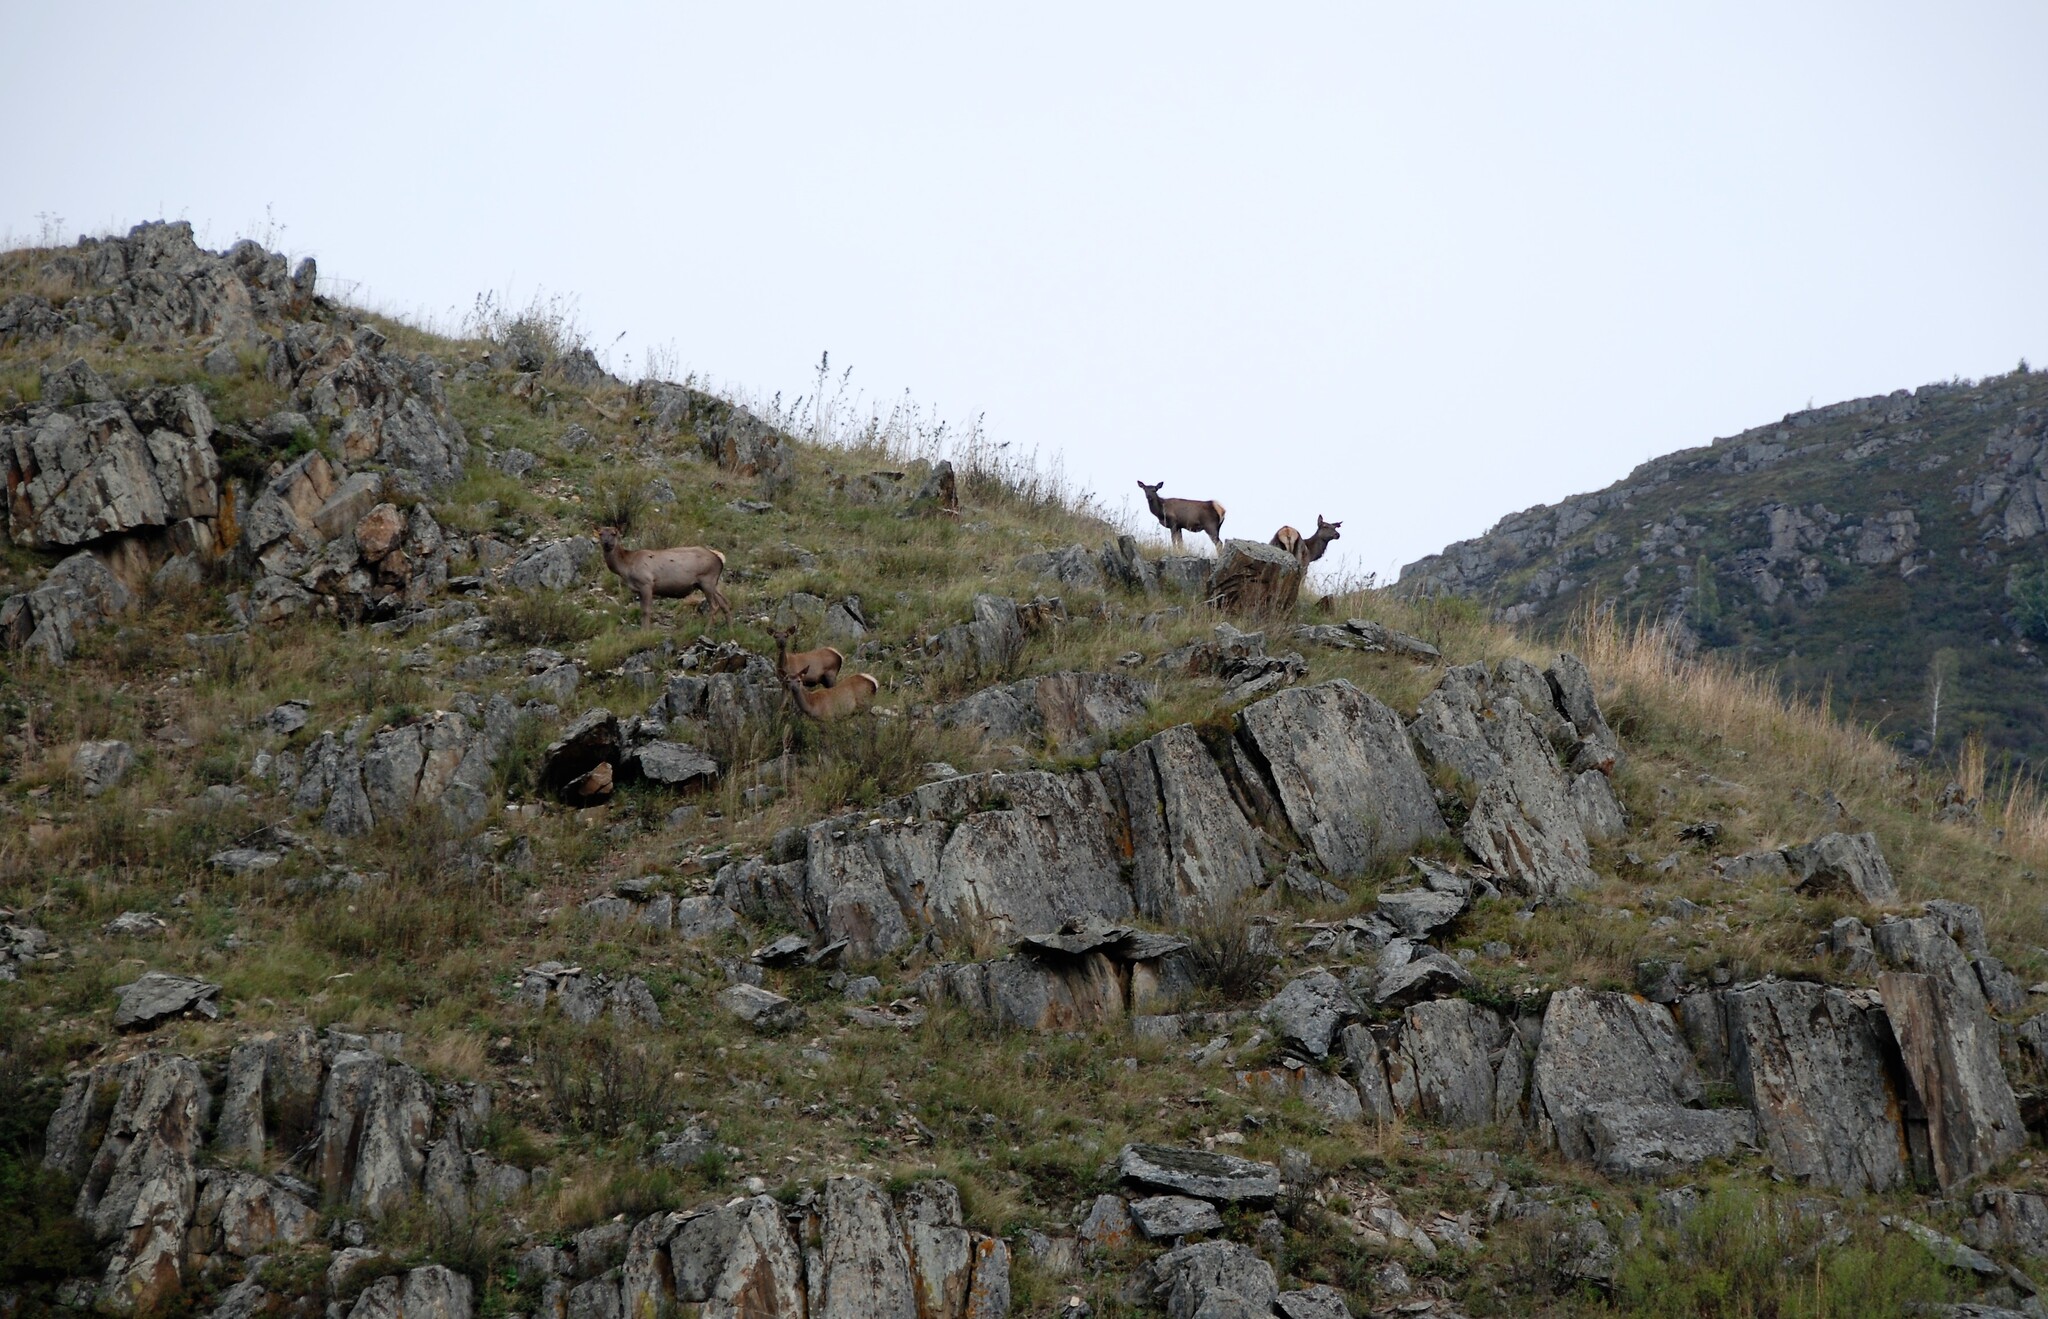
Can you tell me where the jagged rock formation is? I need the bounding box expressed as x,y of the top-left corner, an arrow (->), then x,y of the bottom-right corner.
1398,370 -> 2048,759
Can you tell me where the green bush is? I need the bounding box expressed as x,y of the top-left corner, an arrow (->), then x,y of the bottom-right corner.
2010,561 -> 2048,644
1613,1185 -> 1953,1318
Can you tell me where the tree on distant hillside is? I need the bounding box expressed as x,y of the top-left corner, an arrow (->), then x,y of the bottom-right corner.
1690,555 -> 1727,644
2011,562 -> 2048,643
1927,646 -> 1959,754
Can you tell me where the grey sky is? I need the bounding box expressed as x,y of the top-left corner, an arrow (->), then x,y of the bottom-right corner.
7,3 -> 2045,585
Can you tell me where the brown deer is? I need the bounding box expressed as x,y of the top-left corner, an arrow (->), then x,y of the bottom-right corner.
784,669 -> 879,721
596,526 -> 731,627
769,622 -> 844,688
1271,514 -> 1342,568
1137,480 -> 1226,552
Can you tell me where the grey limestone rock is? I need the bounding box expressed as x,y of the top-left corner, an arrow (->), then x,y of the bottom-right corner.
1336,1024 -> 1398,1122
1373,952 -> 1473,1008
1722,979 -> 1908,1193
113,972 -> 221,1030
665,1195 -> 807,1314
72,1054 -> 206,1312
1130,1194 -> 1223,1239
74,739 -> 134,796
1374,887 -> 1465,939
316,1051 -> 433,1217
1412,663 -> 1597,899
1,547 -> 136,662
715,984 -> 800,1032
1582,1104 -> 1757,1178
1117,1144 -> 1281,1204
627,740 -> 719,788
346,1265 -> 473,1319
1235,680 -> 1446,878
1532,987 -> 1704,1162
1261,970 -> 1360,1060
1151,1239 -> 1279,1319
815,1175 -> 916,1319
501,536 -> 599,592
935,670 -> 1150,750
1105,724 -> 1265,925
1785,831 -> 1899,904
1874,916 -> 1984,1005
1969,1188 -> 2048,1259
1385,998 -> 1520,1129
1275,1285 -> 1355,1319
1880,970 -> 2024,1191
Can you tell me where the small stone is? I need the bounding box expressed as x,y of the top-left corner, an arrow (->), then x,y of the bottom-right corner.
1128,1194 -> 1222,1239
73,740 -> 134,796
113,971 -> 221,1030
716,984 -> 800,1032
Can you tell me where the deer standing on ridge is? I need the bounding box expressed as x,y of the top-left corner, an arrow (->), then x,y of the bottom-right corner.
768,622 -> 844,689
1271,515 -> 1342,569
597,526 -> 731,628
1137,480 -> 1227,552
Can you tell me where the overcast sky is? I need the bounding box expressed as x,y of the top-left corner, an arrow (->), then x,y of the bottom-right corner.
6,3 -> 2046,584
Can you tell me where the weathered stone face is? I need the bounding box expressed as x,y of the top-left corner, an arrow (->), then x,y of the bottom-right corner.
1880,970 -> 2025,1191
1722,980 -> 1910,1194
1533,988 -> 1703,1162
1235,680 -> 1446,878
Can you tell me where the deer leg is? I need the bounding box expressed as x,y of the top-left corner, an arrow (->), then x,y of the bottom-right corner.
639,586 -> 655,629
1171,528 -> 1185,553
1206,527 -> 1222,550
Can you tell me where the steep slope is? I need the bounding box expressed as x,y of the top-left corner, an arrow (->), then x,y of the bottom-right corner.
9,224 -> 2048,1319
1400,373 -> 2048,763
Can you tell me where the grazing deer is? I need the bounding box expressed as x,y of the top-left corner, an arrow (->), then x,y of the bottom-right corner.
596,526 -> 731,627
1271,515 -> 1342,568
784,670 -> 879,721
769,622 -> 844,688
1137,480 -> 1226,552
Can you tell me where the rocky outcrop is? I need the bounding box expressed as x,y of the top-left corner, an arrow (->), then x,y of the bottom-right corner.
920,922 -> 1191,1031
1410,662 -> 1602,899
1205,538 -> 1302,616
316,1049 -> 434,1216
1787,832 -> 1900,904
1150,1240 -> 1279,1319
1117,1145 -> 1280,1204
934,670 -> 1150,750
288,698 -> 526,836
1384,999 -> 1523,1130
1234,681 -> 1446,878
1880,970 -> 2025,1190
1532,988 -> 1752,1176
0,545 -> 136,662
2,383 -> 219,549
1721,980 -> 1909,1193
1104,724 -> 1267,924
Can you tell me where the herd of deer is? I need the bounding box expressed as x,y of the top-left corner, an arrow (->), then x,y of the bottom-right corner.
591,478 -> 1338,724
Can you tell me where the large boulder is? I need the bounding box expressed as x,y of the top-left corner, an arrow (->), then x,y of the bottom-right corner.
814,1176 -> 915,1319
501,536 -> 599,592
1117,1144 -> 1280,1204
1151,1240 -> 1279,1319
316,1051 -> 434,1216
1,547 -> 136,662
934,670 -> 1150,750
1722,980 -> 1908,1193
1262,970 -> 1361,1060
1103,725 -> 1265,924
1205,539 -> 1301,616
71,1055 -> 205,1314
1411,663 -> 1597,899
1786,832 -> 1899,905
2,396 -> 219,548
1532,988 -> 1702,1161
1385,998 -> 1522,1129
113,973 -> 221,1030
1235,681 -> 1446,878
1880,970 -> 2025,1191
665,1194 -> 808,1316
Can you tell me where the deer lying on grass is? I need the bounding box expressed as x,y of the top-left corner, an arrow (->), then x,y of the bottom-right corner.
597,526 -> 731,627
1137,480 -> 1226,552
1272,515 -> 1342,568
784,669 -> 879,721
769,622 -> 844,688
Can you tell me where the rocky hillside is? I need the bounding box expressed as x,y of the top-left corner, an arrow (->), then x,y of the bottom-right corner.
1399,374 -> 2048,764
6,223 -> 2048,1319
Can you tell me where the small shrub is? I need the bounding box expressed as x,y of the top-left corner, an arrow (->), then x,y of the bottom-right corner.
535,1025 -> 674,1140
490,590 -> 598,646
593,479 -> 647,535
1184,904 -> 1278,1004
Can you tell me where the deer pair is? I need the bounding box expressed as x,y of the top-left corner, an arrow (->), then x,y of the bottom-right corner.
770,623 -> 877,720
